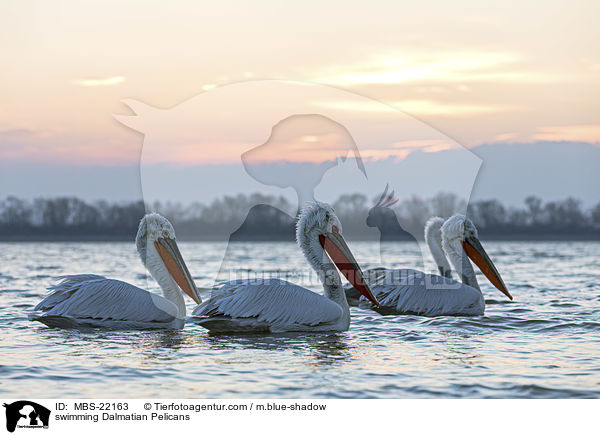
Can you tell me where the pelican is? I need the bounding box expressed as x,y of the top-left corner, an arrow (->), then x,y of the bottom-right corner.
423,216 -> 453,279
190,202 -> 380,333
347,215 -> 512,316
344,216 -> 454,306
30,213 -> 202,329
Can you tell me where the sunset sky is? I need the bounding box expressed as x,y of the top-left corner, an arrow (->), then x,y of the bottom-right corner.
1,1 -> 599,203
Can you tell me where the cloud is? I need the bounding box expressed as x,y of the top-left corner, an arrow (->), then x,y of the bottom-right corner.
316,51 -> 558,86
354,139 -> 454,161
491,132 -> 520,142
0,127 -> 138,165
314,99 -> 520,118
394,100 -> 520,117
533,125 -> 600,143
392,139 -> 454,153
74,76 -> 125,86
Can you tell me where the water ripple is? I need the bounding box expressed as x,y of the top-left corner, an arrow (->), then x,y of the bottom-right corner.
1,241 -> 599,398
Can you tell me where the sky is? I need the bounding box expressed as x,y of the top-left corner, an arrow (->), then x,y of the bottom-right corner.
1,1 -> 599,205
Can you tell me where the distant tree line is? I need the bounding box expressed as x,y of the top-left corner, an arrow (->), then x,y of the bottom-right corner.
0,193 -> 598,241
333,192 -> 600,240
0,196 -> 146,240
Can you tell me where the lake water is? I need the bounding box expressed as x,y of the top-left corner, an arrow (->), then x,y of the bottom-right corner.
1,241 -> 599,398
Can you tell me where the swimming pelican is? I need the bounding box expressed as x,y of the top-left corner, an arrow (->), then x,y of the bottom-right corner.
345,216 -> 454,306
30,213 -> 202,329
347,215 -> 512,316
190,202 -> 380,333
423,216 -> 454,279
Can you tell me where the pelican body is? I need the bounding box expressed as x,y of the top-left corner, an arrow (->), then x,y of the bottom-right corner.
347,215 -> 511,316
191,202 -> 379,333
30,213 -> 201,329
344,216 -> 453,306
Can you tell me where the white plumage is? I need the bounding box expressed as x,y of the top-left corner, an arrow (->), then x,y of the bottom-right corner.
31,274 -> 182,328
30,214 -> 201,329
345,216 -> 451,305
347,215 -> 510,316
363,269 -> 484,316
191,202 -> 379,333
193,279 -> 343,332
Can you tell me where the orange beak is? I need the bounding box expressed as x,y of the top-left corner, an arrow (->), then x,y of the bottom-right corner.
462,236 -> 512,300
319,232 -> 380,307
154,238 -> 202,304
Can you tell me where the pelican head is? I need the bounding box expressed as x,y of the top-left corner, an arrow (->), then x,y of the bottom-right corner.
424,216 -> 445,239
442,215 -> 512,300
297,202 -> 380,306
136,213 -> 201,304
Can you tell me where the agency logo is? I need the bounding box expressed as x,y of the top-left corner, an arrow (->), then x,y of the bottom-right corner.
115,80 -> 481,290
3,401 -> 50,433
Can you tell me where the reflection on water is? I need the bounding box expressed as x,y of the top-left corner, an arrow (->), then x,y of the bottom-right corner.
203,333 -> 352,367
0,241 -> 599,398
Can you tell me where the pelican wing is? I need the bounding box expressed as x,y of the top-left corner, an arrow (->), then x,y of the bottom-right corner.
192,279 -> 343,329
33,274 -> 178,323
361,270 -> 484,316
344,267 -> 414,305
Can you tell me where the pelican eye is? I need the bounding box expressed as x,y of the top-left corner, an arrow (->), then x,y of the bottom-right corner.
162,230 -> 170,238
332,225 -> 339,234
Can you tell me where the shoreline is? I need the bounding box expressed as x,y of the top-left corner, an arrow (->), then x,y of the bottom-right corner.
1,235 -> 599,242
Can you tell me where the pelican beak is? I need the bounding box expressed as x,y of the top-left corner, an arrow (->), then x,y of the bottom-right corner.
462,236 -> 512,300
319,232 -> 380,307
154,238 -> 202,304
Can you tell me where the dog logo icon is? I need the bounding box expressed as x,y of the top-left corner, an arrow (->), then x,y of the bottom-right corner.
3,401 -> 50,433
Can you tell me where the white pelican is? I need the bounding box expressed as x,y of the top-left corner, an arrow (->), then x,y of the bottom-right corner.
347,215 -> 512,316
345,216 -> 454,306
30,213 -> 202,329
423,216 -> 453,279
190,202 -> 380,333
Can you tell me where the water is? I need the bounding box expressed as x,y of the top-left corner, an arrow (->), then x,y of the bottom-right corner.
1,241 -> 599,398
